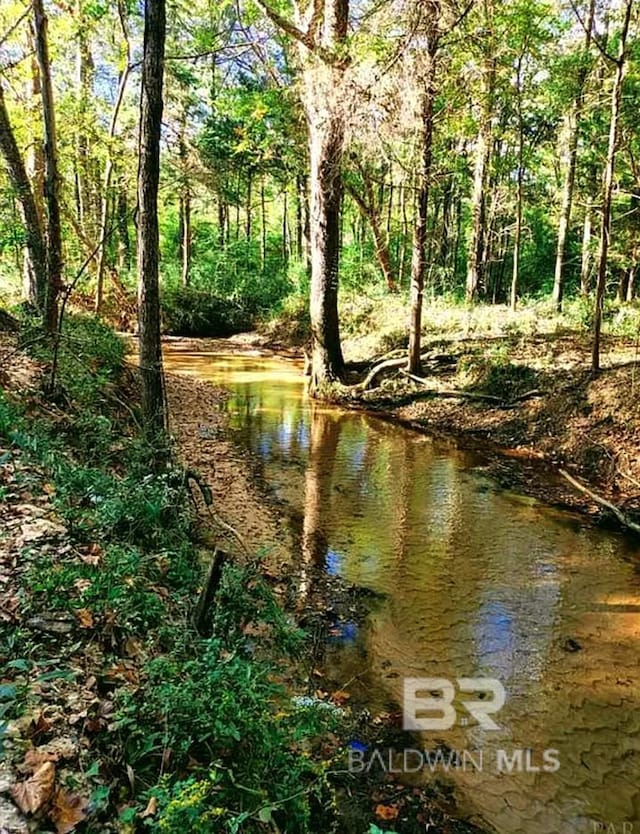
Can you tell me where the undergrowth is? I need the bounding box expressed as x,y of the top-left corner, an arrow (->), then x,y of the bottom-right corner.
0,315 -> 347,833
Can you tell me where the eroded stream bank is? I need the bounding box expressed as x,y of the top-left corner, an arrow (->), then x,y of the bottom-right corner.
165,338 -> 640,834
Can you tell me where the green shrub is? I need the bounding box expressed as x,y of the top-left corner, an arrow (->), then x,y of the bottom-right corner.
162,286 -> 254,336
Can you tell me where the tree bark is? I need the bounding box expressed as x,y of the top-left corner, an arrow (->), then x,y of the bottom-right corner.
33,0 -> 63,333
95,1 -> 131,312
0,82 -> 47,310
308,105 -> 345,387
302,0 -> 350,391
466,39 -> 495,302
137,0 -> 167,436
510,56 -> 525,311
580,196 -> 592,295
466,0 -> 496,303
552,0 -> 595,311
408,19 -> 439,374
592,0 -> 633,374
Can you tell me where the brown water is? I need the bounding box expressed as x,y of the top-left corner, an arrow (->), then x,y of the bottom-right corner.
165,345 -> 640,834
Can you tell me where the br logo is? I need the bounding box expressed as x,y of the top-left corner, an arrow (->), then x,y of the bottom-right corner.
403,677 -> 506,731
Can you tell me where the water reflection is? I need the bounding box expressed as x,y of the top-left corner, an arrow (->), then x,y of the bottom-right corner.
164,346 -> 640,834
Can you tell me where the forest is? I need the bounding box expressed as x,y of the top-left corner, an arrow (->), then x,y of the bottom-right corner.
1,0 -> 640,832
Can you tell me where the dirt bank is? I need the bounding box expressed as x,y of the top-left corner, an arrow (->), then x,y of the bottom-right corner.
346,331 -> 640,532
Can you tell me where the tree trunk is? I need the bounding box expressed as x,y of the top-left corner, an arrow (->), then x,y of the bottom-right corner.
408,25 -> 439,374
95,7 -> 131,311
117,180 -> 130,271
75,0 -> 95,243
302,0 -> 350,392
0,83 -> 47,310
137,0 -> 167,436
552,0 -> 595,311
33,0 -> 63,333
466,51 -> 495,302
295,173 -> 304,260
181,189 -> 191,286
580,196 -> 592,295
260,179 -> 267,270
510,59 -> 525,311
592,0 -> 632,374
245,172 -> 252,240
308,108 -> 345,388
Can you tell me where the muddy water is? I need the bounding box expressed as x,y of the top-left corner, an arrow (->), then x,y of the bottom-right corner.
164,345 -> 640,834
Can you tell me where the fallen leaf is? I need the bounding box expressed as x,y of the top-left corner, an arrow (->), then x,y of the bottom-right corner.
330,689 -> 351,705
142,796 -> 158,818
10,761 -> 55,814
374,803 -> 399,821
50,789 -> 88,833
80,544 -> 102,566
75,609 -> 94,629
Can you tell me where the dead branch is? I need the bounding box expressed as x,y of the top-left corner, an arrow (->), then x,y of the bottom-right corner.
193,548 -> 228,636
559,468 -> 640,536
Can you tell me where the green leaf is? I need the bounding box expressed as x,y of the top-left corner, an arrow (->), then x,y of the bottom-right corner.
6,659 -> 30,672
258,806 -> 276,824
35,669 -> 76,683
0,684 -> 17,701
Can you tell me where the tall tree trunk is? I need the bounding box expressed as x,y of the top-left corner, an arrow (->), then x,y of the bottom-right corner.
95,3 -> 131,311
592,0 -> 632,374
75,0 -> 95,241
295,173 -> 304,260
466,6 -> 495,303
260,179 -> 267,270
580,196 -> 593,295
552,0 -> 595,311
137,0 -> 167,436
301,0 -> 350,391
307,107 -> 345,387
245,172 -> 252,240
33,0 -> 63,333
181,190 -> 191,286
510,58 -> 525,311
408,22 -> 439,374
0,83 -> 47,309
116,179 -> 130,271
23,34 -> 46,307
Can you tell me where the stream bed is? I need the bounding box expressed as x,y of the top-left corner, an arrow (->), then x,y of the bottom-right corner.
164,343 -> 640,834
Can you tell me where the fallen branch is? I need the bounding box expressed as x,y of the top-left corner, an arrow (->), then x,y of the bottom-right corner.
559,468 -> 640,536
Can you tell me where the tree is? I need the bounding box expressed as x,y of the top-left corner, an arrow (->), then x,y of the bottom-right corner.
0,81 -> 47,309
408,1 -> 440,373
137,0 -> 168,436
591,0 -> 634,374
466,0 -> 497,302
255,0 -> 348,392
95,0 -> 132,312
551,0 -> 595,311
33,0 -> 63,333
